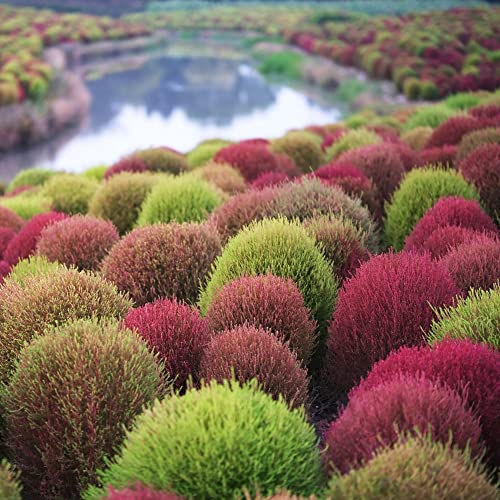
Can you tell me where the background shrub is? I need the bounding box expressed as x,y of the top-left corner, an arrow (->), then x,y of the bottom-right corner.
81,165 -> 107,182
401,126 -> 433,151
194,162 -> 246,195
325,128 -> 381,161
0,227 -> 15,259
134,148 -> 188,174
404,105 -> 457,130
270,131 -> 324,172
104,157 -> 148,180
7,256 -> 66,287
0,461 -> 21,500
186,140 -> 231,168
426,115 -> 481,148
250,171 -> 290,190
7,168 -> 56,193
0,193 -> 52,220
456,127 -> 500,163
0,206 -> 24,232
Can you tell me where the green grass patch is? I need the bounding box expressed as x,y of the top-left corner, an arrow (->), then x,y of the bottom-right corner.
258,51 -> 304,80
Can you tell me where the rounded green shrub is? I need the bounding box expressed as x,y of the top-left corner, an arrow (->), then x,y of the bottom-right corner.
401,126 -> 433,151
134,148 -> 188,174
0,193 -> 52,220
0,461 -> 21,500
137,175 -> 222,226
4,318 -> 164,499
84,381 -> 323,500
7,167 -> 56,193
428,286 -> 499,350
444,92 -> 483,110
270,131 -> 324,173
40,174 -> 98,215
385,167 -> 479,250
89,173 -> 156,235
186,140 -> 231,168
199,218 -> 337,330
404,105 -> 457,130
325,129 -> 381,161
81,165 -> 107,181
7,255 -> 66,287
326,436 -> 497,500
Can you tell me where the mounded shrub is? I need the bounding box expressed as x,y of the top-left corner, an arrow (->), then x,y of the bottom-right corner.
325,128 -> 381,161
199,326 -> 309,408
0,206 -> 24,232
186,140 -> 231,168
404,196 -> 497,252
89,172 -> 157,235
460,143 -> 500,217
401,126 -> 433,151
123,298 -> 211,390
250,171 -> 290,190
444,92 -> 483,110
194,162 -> 246,195
303,214 -> 369,281
416,145 -> 457,169
82,165 -> 107,182
351,339 -> 500,466
36,215 -> 119,271
104,485 -> 181,500
440,235 -> 500,292
404,105 -> 457,130
199,218 -> 338,332
428,287 -> 499,350
134,148 -> 188,175
3,318 -> 163,499
0,269 -> 131,384
0,227 -> 15,259
322,375 -> 484,475
7,256 -> 66,287
456,127 -> 500,163
426,115 -> 482,148
3,211 -> 67,266
0,193 -> 52,220
0,461 -> 21,500
324,252 -> 461,393
0,260 -> 10,282
270,131 -> 324,173
137,176 -> 222,226
40,174 -> 98,215
7,167 -> 56,193
205,275 -> 317,366
104,157 -> 148,180
326,436 -> 497,500
385,167 -> 479,250
102,223 -> 221,306
84,381 -> 323,499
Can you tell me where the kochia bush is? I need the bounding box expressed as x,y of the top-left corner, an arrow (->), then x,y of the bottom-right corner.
0,461 -> 21,500
0,206 -> 24,232
270,131 -> 324,172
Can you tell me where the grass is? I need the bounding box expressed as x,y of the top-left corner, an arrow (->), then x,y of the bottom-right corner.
258,51 -> 304,80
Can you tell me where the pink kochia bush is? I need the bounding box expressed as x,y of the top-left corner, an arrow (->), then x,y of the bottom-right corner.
36,215 -> 119,271
416,145 -> 457,169
250,171 -> 290,190
404,196 -> 497,253
199,326 -> 309,409
101,223 -> 221,306
3,211 -> 67,266
426,116 -> 482,148
0,227 -> 16,259
322,375 -> 484,475
0,206 -> 24,232
351,340 -> 500,466
205,275 -> 317,366
123,298 -> 211,390
105,485 -> 182,499
324,252 -> 461,393
104,157 -> 148,180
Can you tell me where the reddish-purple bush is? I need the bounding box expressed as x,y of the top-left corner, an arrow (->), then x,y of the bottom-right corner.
322,375 -> 484,475
0,206 -> 24,232
104,157 -> 148,180
324,252 -> 461,393
250,171 -> 290,190
0,227 -> 16,259
3,211 -> 67,266
0,260 -> 10,282
391,142 -> 417,172
460,143 -> 500,217
426,116 -> 482,148
321,130 -> 346,152
351,340 -> 500,466
440,235 -> 500,292
199,326 -> 309,409
404,196 -> 497,253
101,223 -> 221,306
205,275 -> 317,365
469,104 -> 500,123
36,215 -> 119,271
123,298 -> 211,390
106,485 -> 182,500
416,145 -> 457,169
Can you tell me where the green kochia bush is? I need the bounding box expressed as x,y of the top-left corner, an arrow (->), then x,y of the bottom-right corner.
186,140 -> 231,168
325,128 -> 381,161
137,175 -> 222,226
384,167 -> 479,250
7,167 -> 56,193
199,218 -> 338,330
404,105 -> 457,130
0,461 -> 22,500
270,131 -> 324,172
84,381 -> 323,499
4,318 -> 164,500
0,193 -> 52,220
7,256 -> 66,287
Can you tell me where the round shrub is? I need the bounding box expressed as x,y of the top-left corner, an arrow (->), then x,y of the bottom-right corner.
7,167 -> 56,193
123,298 -> 211,390
0,260 -> 10,283
322,375 -> 484,475
205,275 -> 317,366
4,318 -> 163,499
456,127 -> 500,163
7,256 -> 66,287
82,165 -> 107,182
40,174 -> 98,215
270,131 -> 324,172
102,223 -> 221,306
352,339 -> 500,466
186,140 -> 231,168
134,148 -> 188,174
104,157 -> 148,180
89,173 -> 156,235
199,326 -> 309,408
401,126 -> 433,151
460,143 -> 500,217
84,381 -> 323,499
0,269 -> 131,384
36,215 -> 119,271
404,196 -> 497,252
0,193 -> 52,220
0,461 -> 21,500
426,115 -> 482,148
325,128 -> 381,161
440,235 -> 500,292
303,214 -> 369,281
404,105 -> 457,131
194,162 -> 246,195
324,252 -> 461,393
0,227 -> 16,259
199,218 -> 338,331
428,287 -> 499,350
444,92 -> 483,110
416,145 -> 457,169
137,176 -> 222,226
385,167 -> 479,250
0,206 -> 24,232
250,171 -> 290,190
105,485 -> 181,500
3,211 -> 67,266
326,436 -> 497,500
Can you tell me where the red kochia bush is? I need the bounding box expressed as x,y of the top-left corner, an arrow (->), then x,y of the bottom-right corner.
0,260 -> 10,282
199,326 -> 309,409
123,298 -> 211,390
324,252 -> 461,393
404,196 -> 497,253
322,375 -> 484,475
205,275 -> 317,366
426,116 -> 482,148
0,206 -> 24,232
250,171 -> 290,190
416,145 -> 457,169
102,223 -> 221,306
351,340 -> 500,466
3,211 -> 67,266
104,157 -> 148,180
36,215 -> 119,271
440,235 -> 500,292
0,227 -> 16,259
469,104 -> 500,123
460,143 -> 500,217
106,485 -> 182,499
